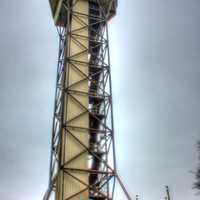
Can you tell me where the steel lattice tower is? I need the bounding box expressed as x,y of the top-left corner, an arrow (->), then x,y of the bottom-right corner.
43,1 -> 131,200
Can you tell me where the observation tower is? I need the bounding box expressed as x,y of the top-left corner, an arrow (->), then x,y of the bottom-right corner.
43,1 -> 131,200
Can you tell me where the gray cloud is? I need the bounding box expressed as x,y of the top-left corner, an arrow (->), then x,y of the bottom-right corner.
0,0 -> 200,199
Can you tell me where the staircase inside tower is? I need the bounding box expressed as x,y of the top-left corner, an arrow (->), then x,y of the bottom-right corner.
88,1 -> 107,199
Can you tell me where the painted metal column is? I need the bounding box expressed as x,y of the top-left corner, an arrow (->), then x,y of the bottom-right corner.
60,1 -> 89,200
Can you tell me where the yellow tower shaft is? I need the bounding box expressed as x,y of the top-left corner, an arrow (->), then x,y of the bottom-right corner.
57,1 -> 89,199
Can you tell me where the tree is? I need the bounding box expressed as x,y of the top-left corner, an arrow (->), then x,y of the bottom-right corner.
194,142 -> 200,190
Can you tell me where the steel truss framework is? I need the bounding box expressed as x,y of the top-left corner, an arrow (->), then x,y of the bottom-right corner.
43,1 -> 131,200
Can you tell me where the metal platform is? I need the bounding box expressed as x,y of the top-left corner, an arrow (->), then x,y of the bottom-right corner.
49,0 -> 117,26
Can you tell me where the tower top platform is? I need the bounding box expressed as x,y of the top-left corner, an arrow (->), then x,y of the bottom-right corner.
49,0 -> 117,26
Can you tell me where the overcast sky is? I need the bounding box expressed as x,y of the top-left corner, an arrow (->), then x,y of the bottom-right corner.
0,0 -> 200,200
